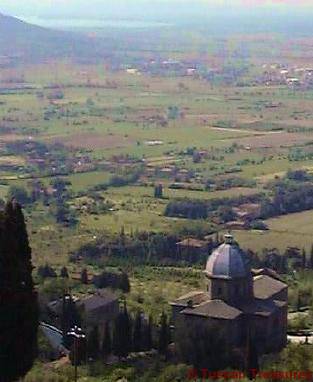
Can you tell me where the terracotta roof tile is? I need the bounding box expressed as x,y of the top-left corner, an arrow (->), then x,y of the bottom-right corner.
170,291 -> 210,307
77,289 -> 118,312
253,275 -> 287,300
181,299 -> 243,320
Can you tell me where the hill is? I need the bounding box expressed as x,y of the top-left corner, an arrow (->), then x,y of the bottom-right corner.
0,13 -> 105,62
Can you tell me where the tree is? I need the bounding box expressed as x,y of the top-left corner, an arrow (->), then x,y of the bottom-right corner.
7,186 -> 30,205
167,105 -> 180,120
246,330 -> 259,380
0,201 -> 38,382
69,332 -> 87,367
81,268 -> 89,285
101,322 -> 112,358
133,311 -> 142,352
119,272 -> 130,293
158,312 -> 170,358
217,205 -> 236,223
113,302 -> 132,359
215,232 -> 220,245
61,294 -> 81,349
142,315 -> 153,351
309,244 -> 313,269
37,264 -> 57,278
193,151 -> 201,163
87,326 -> 100,361
154,184 -> 163,199
56,204 -> 69,224
302,248 -> 306,269
297,293 -> 302,312
60,266 -> 69,278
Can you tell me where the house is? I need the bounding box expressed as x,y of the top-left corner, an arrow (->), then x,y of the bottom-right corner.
233,203 -> 261,222
47,289 -> 119,337
224,221 -> 247,230
77,289 -> 119,330
176,238 -> 211,262
170,234 -> 288,356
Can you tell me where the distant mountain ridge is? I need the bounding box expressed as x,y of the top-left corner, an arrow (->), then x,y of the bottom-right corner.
0,12 -> 105,62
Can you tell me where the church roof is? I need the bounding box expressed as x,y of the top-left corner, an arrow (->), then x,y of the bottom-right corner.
242,298 -> 287,317
204,235 -> 249,279
170,291 -> 210,307
252,268 -> 282,281
253,275 -> 287,300
182,299 -> 243,320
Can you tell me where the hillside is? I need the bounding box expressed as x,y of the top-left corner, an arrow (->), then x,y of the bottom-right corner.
0,13 -> 104,62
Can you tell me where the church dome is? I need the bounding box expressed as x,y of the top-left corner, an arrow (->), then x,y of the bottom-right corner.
205,234 -> 249,279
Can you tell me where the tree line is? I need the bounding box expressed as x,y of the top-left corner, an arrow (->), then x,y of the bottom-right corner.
37,264 -> 131,293
60,296 -> 170,364
164,170 -> 313,223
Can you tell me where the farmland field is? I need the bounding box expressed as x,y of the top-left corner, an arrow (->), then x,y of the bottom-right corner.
4,7 -> 313,381
1,35 -> 313,267
232,210 -> 313,253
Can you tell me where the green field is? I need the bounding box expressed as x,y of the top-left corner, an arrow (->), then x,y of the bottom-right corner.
231,210 -> 313,253
1,59 -> 313,263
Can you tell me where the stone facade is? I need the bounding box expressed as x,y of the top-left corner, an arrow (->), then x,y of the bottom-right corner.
170,234 -> 288,355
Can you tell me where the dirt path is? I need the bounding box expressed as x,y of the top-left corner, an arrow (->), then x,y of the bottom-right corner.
208,126 -> 283,135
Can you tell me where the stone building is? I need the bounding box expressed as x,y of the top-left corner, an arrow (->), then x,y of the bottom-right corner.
170,234 -> 288,355
176,238 -> 212,262
48,289 -> 119,338
76,289 -> 119,330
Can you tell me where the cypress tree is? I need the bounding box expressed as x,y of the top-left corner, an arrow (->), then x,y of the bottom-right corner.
214,232 -> 219,246
102,322 -> 112,358
113,302 -> 132,359
133,311 -> 142,352
143,315 -> 153,351
119,272 -> 130,293
61,294 -> 81,348
302,248 -> 306,269
247,332 -> 259,380
154,184 -> 163,199
297,293 -> 302,312
113,311 -> 124,359
87,326 -> 100,361
60,266 -> 69,278
37,263 -> 57,278
0,201 -> 38,382
310,244 -> 313,269
123,302 -> 132,355
69,330 -> 87,366
158,312 -> 169,357
81,268 -> 89,284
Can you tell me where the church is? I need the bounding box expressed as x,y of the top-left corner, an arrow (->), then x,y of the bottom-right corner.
170,234 -> 288,355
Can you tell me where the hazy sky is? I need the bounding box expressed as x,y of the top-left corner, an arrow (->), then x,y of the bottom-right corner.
1,0 -> 313,36
1,0 -> 313,18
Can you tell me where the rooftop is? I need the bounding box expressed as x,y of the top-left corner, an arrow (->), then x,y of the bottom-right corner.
252,268 -> 282,281
170,291 -> 210,307
204,235 -> 249,280
242,298 -> 286,317
176,238 -> 208,248
253,275 -> 287,301
77,289 -> 118,312
182,299 -> 243,320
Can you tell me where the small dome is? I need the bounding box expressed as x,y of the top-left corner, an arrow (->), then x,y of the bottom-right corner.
205,235 -> 249,279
